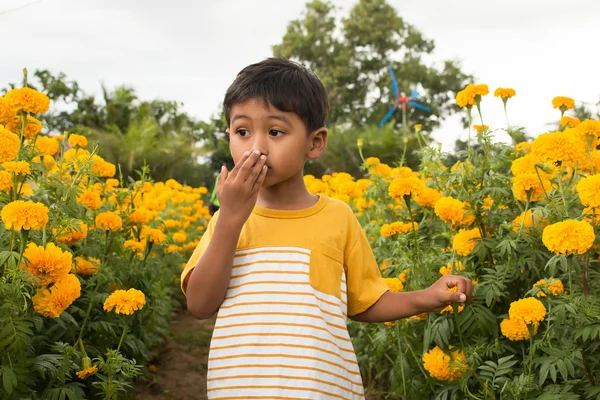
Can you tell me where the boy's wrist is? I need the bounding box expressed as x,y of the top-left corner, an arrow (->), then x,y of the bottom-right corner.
413,288 -> 434,314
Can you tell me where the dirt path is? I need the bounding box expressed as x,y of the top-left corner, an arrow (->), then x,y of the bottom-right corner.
133,309 -> 214,400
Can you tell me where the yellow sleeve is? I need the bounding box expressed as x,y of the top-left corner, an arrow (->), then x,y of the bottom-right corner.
345,218 -> 389,316
180,213 -> 218,295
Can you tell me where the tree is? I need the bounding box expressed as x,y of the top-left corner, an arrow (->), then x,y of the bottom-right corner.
273,0 -> 472,132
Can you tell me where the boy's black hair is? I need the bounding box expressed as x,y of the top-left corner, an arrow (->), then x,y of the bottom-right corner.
223,57 -> 329,132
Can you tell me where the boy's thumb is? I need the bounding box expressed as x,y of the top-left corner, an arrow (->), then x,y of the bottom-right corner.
444,290 -> 466,304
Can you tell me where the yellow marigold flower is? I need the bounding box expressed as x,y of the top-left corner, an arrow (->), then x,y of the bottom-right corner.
510,154 -> 553,177
365,157 -> 380,166
1,200 -> 49,230
532,131 -> 587,170
73,256 -> 100,275
32,273 -> 81,318
141,226 -> 167,244
91,155 -> 116,178
55,221 -> 88,245
494,87 -> 516,99
0,170 -> 12,193
423,346 -> 467,381
452,228 -> 481,256
76,365 -> 98,379
124,239 -> 146,253
103,288 -> 146,315
574,119 -> 600,150
388,176 -> 425,199
5,88 -> 50,114
0,97 -> 15,124
0,127 -> 20,163
441,304 -> 464,314
5,115 -> 43,139
383,278 -> 404,292
577,174 -> 600,208
559,116 -> 581,128
2,161 -> 31,176
130,207 -> 152,224
414,187 -> 441,208
106,178 -> 119,188
512,173 -> 551,202
473,124 -> 489,133
392,166 -> 414,179
508,297 -> 547,324
172,231 -> 187,243
409,312 -> 428,321
95,211 -> 123,231
512,209 -> 548,231
163,219 -> 181,229
373,162 -> 392,176
500,317 -> 539,341
533,278 -> 564,297
434,196 -> 475,226
21,242 -> 72,286
542,219 -> 595,255
20,183 -> 33,197
77,189 -> 102,210
35,136 -> 59,156
67,133 -> 88,148
515,142 -> 532,154
551,96 -> 575,111
398,271 -> 408,283
166,244 -> 183,253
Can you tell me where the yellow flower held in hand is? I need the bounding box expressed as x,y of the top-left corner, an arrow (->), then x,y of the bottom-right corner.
103,288 -> 146,315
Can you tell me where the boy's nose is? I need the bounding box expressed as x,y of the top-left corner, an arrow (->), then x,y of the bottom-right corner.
253,136 -> 268,156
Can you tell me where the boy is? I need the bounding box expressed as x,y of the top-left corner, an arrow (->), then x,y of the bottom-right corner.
181,57 -> 473,399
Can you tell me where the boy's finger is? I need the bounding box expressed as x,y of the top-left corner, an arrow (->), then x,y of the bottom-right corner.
442,290 -> 466,304
235,150 -> 262,182
217,165 -> 227,190
252,165 -> 268,191
228,151 -> 250,180
245,155 -> 267,186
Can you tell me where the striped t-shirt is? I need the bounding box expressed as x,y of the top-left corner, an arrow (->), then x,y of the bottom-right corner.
181,194 -> 389,399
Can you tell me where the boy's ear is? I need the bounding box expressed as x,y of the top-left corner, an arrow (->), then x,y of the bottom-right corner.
307,127 -> 328,160
225,128 -> 230,137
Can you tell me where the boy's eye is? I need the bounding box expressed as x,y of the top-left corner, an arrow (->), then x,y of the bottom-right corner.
236,129 -> 249,137
269,129 -> 284,137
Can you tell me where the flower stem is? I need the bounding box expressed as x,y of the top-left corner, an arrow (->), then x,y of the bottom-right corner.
395,322 -> 407,398
117,322 -> 128,353
76,280 -> 101,344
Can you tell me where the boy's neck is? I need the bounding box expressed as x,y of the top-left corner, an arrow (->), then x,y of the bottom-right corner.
256,171 -> 318,211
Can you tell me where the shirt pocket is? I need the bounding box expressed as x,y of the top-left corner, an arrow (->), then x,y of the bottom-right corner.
309,240 -> 344,300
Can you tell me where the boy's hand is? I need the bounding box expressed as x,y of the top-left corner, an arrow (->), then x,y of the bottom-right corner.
217,150 -> 268,228
422,275 -> 474,312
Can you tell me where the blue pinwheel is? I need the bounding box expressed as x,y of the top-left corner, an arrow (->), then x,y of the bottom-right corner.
378,66 -> 431,127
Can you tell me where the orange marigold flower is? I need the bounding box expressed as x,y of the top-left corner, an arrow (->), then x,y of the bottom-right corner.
512,209 -> 548,231
0,127 -> 20,163
35,136 -> 60,156
124,239 -> 146,253
103,288 -> 146,315
512,173 -> 551,202
55,221 -> 88,245
0,96 -> 15,124
573,119 -> 600,150
434,196 -> 475,226
500,317 -> 539,341
0,170 -> 12,193
5,87 -> 50,114
73,256 -> 100,275
508,297 -> 547,324
515,142 -> 532,154
533,278 -> 564,297
96,211 -> 123,231
1,200 -> 49,230
414,187 -> 441,208
452,228 -> 481,256
67,133 -> 88,148
130,207 -> 152,224
494,87 -> 516,99
32,273 -> 81,318
551,96 -> 575,111
388,176 -> 425,199
542,219 -> 595,255
91,155 -> 116,178
577,174 -> 600,208
380,221 -> 416,237
423,346 -> 467,381
77,189 -> 102,210
2,160 -> 31,175
5,115 -> 43,139
76,365 -> 98,379
172,231 -> 187,243
559,116 -> 581,128
383,278 -> 404,292
531,131 -> 587,171
21,242 -> 72,286
141,226 -> 167,244
473,124 -> 489,133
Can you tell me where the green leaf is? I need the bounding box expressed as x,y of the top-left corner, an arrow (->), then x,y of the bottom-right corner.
1,366 -> 17,395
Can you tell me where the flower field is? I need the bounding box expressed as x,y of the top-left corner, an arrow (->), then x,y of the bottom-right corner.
1,73 -> 600,399
0,73 -> 211,398
304,86 -> 600,398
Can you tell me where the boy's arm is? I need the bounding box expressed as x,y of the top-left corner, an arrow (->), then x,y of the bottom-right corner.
186,150 -> 267,319
351,275 -> 473,323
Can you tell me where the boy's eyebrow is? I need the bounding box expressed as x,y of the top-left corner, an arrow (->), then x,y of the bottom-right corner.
267,115 -> 291,126
231,115 -> 250,123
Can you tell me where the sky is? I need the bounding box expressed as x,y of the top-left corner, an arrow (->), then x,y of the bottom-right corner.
2,0 -> 600,151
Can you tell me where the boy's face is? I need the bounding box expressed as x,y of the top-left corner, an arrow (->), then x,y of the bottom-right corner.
227,98 -> 327,188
